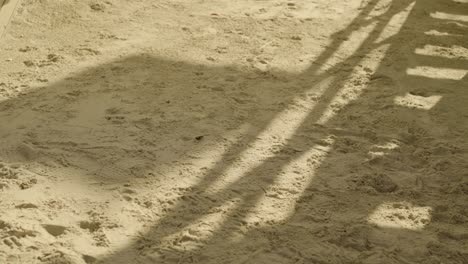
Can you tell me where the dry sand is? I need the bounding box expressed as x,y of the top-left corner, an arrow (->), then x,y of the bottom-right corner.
0,0 -> 467,263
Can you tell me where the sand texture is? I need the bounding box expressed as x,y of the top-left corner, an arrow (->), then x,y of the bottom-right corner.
0,0 -> 467,263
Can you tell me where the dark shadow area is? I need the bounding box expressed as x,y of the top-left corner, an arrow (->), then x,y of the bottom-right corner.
0,0 -> 467,263
0,0 -> 9,7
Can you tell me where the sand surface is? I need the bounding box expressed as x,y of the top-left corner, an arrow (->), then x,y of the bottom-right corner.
0,0 -> 467,263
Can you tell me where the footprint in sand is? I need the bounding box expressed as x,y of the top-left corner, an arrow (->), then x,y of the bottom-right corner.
42,224 -> 68,237
0,220 -> 37,250
120,187 -> 137,201
0,163 -> 37,190
104,115 -> 126,124
0,163 -> 18,179
79,220 -> 101,233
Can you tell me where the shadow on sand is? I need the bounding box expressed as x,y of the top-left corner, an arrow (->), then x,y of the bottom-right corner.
0,0 -> 467,263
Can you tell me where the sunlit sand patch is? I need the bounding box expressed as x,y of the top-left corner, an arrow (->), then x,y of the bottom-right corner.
424,30 -> 462,36
366,0 -> 393,19
367,140 -> 400,160
431,12 -> 468,23
453,0 -> 468,3
318,21 -> 378,73
375,1 -> 416,43
367,150 -> 387,161
394,93 -> 442,110
372,141 -> 400,150
368,202 -> 432,230
407,66 -> 467,80
415,45 -> 468,60
243,138 -> 334,224
317,44 -> 390,125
